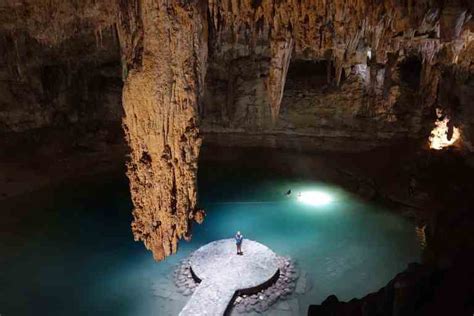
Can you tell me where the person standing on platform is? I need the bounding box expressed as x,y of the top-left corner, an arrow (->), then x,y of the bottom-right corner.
235,231 -> 244,255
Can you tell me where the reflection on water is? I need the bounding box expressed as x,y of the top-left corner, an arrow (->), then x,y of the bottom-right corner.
0,156 -> 420,315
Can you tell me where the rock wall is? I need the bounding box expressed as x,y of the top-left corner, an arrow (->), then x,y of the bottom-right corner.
117,0 -> 207,261
438,40 -> 474,150
0,0 -> 122,135
0,28 -> 122,134
308,260 -> 474,316
201,0 -> 473,151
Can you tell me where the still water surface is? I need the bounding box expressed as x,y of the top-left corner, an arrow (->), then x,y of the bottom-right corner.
0,151 -> 420,315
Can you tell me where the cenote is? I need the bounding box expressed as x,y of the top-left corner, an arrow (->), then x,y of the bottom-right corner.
0,147 -> 421,316
2,2 -> 474,315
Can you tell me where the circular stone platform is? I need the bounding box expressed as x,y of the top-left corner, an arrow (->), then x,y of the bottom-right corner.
179,239 -> 280,316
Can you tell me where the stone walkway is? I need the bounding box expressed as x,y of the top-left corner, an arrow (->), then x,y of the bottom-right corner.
179,239 -> 280,316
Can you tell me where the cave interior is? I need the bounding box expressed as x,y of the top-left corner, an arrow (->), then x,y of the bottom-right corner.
0,1 -> 473,316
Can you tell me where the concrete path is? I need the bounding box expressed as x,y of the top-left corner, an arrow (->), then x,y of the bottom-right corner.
179,239 -> 279,316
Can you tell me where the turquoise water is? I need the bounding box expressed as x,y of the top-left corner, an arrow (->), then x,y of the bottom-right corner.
0,151 -> 420,315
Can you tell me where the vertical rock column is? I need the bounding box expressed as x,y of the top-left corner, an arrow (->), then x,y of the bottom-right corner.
268,38 -> 293,124
118,0 -> 207,261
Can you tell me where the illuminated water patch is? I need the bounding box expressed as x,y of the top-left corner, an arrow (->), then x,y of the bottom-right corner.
297,191 -> 333,206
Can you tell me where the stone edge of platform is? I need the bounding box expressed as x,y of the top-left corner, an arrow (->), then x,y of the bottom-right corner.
223,268 -> 280,315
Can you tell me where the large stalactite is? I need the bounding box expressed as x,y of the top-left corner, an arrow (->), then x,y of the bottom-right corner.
117,0 -> 207,261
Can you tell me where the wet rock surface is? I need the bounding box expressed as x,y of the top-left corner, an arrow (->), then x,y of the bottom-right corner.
231,256 -> 302,315
308,260 -> 474,316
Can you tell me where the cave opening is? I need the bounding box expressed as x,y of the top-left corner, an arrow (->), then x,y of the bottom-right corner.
398,55 -> 422,89
278,58 -> 351,132
284,59 -> 333,93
